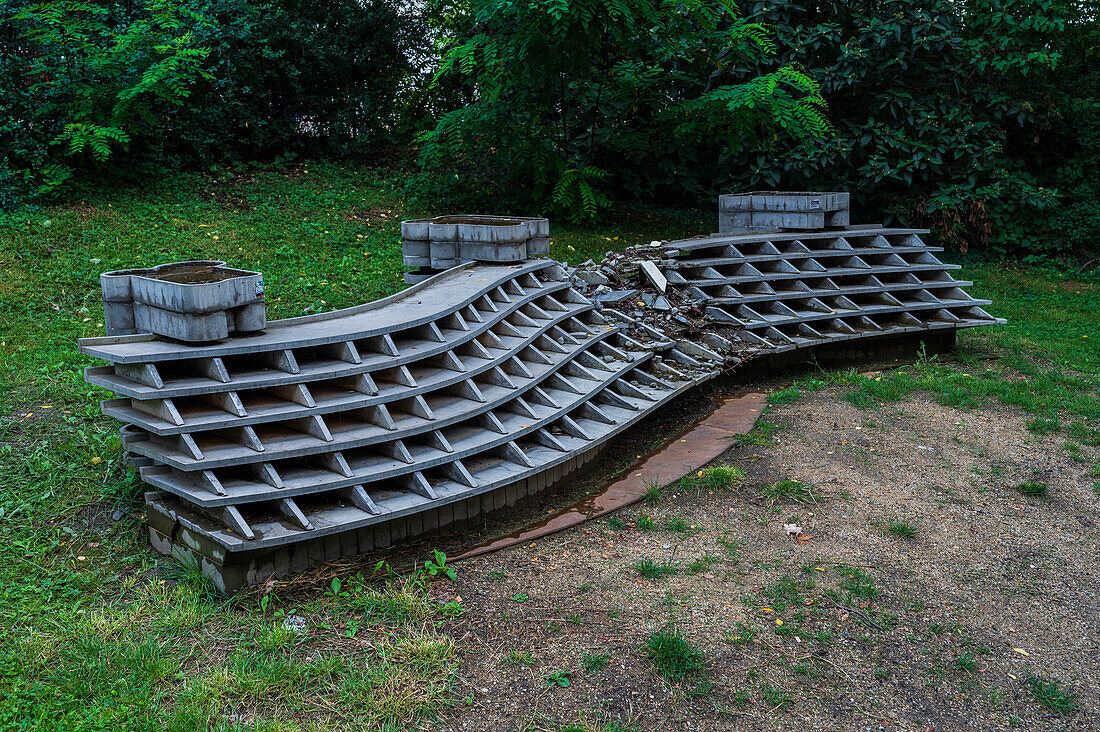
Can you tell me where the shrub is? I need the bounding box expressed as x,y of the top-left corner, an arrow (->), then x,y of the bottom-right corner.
418,0 -> 829,220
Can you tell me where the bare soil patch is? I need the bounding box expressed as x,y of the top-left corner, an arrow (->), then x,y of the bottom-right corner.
436,390 -> 1099,731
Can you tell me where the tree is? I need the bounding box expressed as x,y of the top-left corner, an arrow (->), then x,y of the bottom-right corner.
418,0 -> 831,220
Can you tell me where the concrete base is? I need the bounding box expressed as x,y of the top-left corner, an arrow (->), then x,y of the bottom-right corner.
738,330 -> 957,380
147,441 -> 611,593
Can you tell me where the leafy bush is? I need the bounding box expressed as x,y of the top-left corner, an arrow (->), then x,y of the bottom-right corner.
729,0 -> 1100,256
418,0 -> 830,220
0,0 -> 422,209
1,0 -> 211,201
170,0 -> 421,163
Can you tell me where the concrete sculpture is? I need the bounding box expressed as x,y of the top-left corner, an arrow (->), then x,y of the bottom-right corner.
78,193 -> 1002,591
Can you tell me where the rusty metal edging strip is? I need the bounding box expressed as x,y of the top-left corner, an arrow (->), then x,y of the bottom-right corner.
452,391 -> 766,561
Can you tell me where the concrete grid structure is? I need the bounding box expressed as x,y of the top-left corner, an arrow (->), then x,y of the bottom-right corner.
78,200 -> 1003,591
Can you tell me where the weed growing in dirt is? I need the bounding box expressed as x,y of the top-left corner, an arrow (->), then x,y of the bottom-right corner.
607,515 -> 626,530
504,650 -> 535,667
760,683 -> 792,708
955,651 -> 977,672
759,479 -> 819,504
768,385 -> 800,404
888,519 -> 918,539
718,536 -> 743,561
637,514 -> 656,531
645,626 -> 704,682
642,478 -> 664,503
834,565 -> 879,602
663,515 -> 689,533
583,651 -> 610,672
678,465 -> 747,492
724,621 -> 758,645
635,558 -> 678,580
545,670 -> 571,688
1027,676 -> 1077,714
1014,480 -> 1048,497
734,417 -> 784,446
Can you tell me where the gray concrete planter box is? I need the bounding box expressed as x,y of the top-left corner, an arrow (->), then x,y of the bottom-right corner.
100,261 -> 265,342
719,191 -> 850,232
402,215 -> 551,274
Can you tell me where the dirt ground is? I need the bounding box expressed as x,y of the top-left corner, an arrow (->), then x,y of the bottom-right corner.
435,390 -> 1100,731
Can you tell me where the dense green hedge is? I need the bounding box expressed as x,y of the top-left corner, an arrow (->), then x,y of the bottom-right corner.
2,0 -> 1097,257
0,0 -> 418,207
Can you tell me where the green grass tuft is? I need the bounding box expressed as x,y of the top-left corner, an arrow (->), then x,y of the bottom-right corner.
888,519 -> 918,539
1027,676 -> 1077,714
678,465 -> 746,492
644,626 -> 704,681
759,478 -> 819,504
1014,480 -> 1048,497
635,558 -> 678,580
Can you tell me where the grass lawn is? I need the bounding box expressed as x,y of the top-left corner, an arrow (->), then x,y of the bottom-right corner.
1,161 -> 1097,730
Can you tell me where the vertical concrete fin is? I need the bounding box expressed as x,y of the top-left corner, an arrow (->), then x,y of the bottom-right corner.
610,377 -> 654,402
270,382 -> 316,407
343,485 -> 381,514
201,390 -> 247,417
276,498 -> 313,530
199,469 -> 226,496
597,387 -> 637,411
440,351 -> 466,373
529,386 -> 559,408
291,414 -> 332,442
493,319 -> 523,338
197,357 -> 231,383
462,338 -> 493,360
578,401 -> 616,425
364,404 -> 397,430
116,362 -> 164,389
130,397 -> 185,426
500,440 -> 534,467
463,304 -> 484,323
255,462 -> 284,488
557,415 -> 591,441
503,355 -> 534,379
532,428 -> 567,452
441,459 -> 478,487
481,410 -> 507,434
220,505 -> 255,539
178,433 -> 204,461
521,345 -> 552,365
387,440 -> 414,464
480,329 -> 507,350
373,334 -> 400,357
428,430 -> 453,453
403,471 -> 437,499
267,349 -> 299,374
318,450 -> 354,477
233,426 -> 265,452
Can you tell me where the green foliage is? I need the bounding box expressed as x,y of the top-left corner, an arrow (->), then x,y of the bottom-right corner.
1027,676 -> 1078,714
417,0 -> 829,220
1014,481 -> 1049,497
0,0 -> 421,209
2,0 -> 212,201
644,625 -> 705,682
423,549 -> 456,580
730,0 -> 1100,257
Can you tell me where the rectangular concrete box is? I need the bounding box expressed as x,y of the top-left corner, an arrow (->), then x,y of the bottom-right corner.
719,192 -> 850,233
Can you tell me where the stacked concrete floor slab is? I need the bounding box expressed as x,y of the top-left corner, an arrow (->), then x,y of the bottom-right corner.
78,201 -> 1003,591
591,226 -> 1002,365
79,261 -> 708,590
